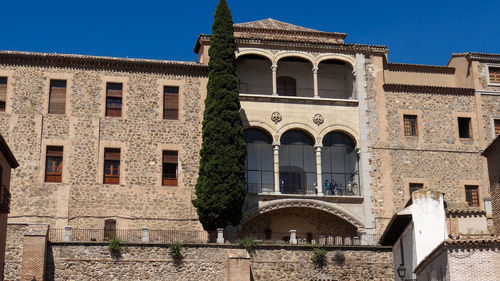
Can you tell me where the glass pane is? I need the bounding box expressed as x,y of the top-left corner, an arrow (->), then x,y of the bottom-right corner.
279,145 -> 289,165
345,149 -> 357,174
46,160 -> 53,173
261,144 -> 273,171
246,144 -> 260,170
331,147 -> 345,173
289,145 -> 302,168
303,146 -> 315,173
321,148 -> 332,173
247,171 -> 261,184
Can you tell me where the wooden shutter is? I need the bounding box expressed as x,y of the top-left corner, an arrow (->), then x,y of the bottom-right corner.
162,150 -> 178,186
163,150 -> 178,163
104,148 -> 121,161
49,80 -> 66,114
490,67 -> 500,84
106,83 -> 122,97
47,146 -> 63,157
0,77 -> 6,111
403,115 -> 418,136
45,146 -> 63,182
465,185 -> 479,207
163,86 -> 179,120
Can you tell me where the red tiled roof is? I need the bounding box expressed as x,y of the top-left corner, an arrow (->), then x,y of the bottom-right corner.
234,18 -> 320,32
383,84 -> 475,95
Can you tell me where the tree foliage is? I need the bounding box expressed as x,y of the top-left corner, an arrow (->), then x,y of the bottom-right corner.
193,0 -> 246,231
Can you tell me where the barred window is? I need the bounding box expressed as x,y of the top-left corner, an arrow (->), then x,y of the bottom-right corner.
403,115 -> 418,136
163,86 -> 179,120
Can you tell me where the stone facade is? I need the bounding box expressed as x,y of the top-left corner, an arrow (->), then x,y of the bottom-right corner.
43,242 -> 392,281
0,60 -> 207,231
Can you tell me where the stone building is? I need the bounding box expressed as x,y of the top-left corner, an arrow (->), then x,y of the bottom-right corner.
1,18 -> 500,280
0,134 -> 18,281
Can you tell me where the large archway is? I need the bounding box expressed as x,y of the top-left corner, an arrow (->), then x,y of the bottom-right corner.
236,54 -> 272,95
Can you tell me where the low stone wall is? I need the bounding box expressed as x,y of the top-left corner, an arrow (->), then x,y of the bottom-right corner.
45,242 -> 393,281
4,224 -> 27,281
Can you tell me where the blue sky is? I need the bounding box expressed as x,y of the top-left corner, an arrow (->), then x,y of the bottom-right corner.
1,0 -> 499,66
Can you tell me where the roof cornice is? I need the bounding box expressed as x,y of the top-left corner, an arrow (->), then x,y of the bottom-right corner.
194,34 -> 387,54
234,26 -> 347,40
387,63 -> 455,74
0,51 -> 208,77
467,52 -> 500,63
383,84 -> 475,95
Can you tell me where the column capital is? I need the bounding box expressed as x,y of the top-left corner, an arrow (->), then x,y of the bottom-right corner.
271,64 -> 278,72
312,67 -> 319,74
273,142 -> 280,148
314,145 -> 322,152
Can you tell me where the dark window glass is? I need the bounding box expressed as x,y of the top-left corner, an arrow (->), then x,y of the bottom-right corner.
45,146 -> 63,182
162,150 -> 178,186
277,76 -> 297,96
465,185 -> 479,207
163,86 -> 179,120
458,117 -> 471,139
321,132 -> 359,196
279,130 -> 315,194
409,183 -> 424,195
244,129 -> 273,193
106,83 -> 122,117
403,115 -> 418,136
0,77 -> 7,111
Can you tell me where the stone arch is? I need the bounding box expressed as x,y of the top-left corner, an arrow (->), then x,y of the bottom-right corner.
314,54 -> 356,69
236,48 -> 274,63
241,198 -> 364,229
275,51 -> 315,66
243,123 -> 275,141
318,125 -> 360,147
277,123 -> 318,146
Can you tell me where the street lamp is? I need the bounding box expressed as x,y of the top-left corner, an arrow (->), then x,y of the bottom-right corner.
397,264 -> 406,280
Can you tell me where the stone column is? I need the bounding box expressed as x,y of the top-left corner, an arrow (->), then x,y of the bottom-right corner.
271,64 -> 278,96
315,146 -> 323,195
312,66 -> 319,98
273,144 -> 280,194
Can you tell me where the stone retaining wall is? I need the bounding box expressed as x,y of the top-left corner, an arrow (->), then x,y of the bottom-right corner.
44,242 -> 393,281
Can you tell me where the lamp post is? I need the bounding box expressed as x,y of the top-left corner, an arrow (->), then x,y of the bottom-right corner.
397,264 -> 406,280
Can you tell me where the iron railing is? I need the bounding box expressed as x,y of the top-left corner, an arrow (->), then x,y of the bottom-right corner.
234,231 -> 379,246
247,183 -> 361,197
0,185 -> 10,214
246,183 -> 274,194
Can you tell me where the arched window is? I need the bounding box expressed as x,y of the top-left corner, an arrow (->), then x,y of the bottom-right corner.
321,132 -> 359,196
277,76 -> 297,96
244,128 -> 274,193
279,130 -> 316,194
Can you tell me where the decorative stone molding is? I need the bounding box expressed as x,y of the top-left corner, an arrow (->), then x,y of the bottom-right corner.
271,112 -> 282,124
313,113 -> 324,125
241,199 -> 364,229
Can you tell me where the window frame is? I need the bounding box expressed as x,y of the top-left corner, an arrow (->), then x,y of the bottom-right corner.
103,148 -> 121,185
105,82 -> 123,117
492,117 -> 500,138
464,185 -> 479,207
403,114 -> 418,137
48,79 -> 67,115
457,117 -> 472,139
163,86 -> 179,120
162,150 -> 178,186
45,146 -> 63,183
0,77 -> 7,112
487,64 -> 500,86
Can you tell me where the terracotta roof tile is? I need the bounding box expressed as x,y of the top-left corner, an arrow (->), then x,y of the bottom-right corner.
234,18 -> 320,32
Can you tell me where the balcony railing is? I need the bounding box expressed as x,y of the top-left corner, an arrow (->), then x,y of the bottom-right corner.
48,228 -> 379,246
238,84 -> 356,100
0,185 -> 11,214
247,183 -> 360,197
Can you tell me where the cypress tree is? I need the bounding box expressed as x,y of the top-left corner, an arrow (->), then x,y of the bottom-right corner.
192,0 -> 246,231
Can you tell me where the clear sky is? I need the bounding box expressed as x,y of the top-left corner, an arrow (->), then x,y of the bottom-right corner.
1,0 -> 499,66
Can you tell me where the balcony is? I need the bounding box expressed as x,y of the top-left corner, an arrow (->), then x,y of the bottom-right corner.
0,185 -> 11,214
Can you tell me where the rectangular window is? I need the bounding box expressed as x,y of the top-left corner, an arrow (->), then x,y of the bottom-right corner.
0,77 -> 7,111
465,185 -> 479,207
162,150 -> 178,186
48,80 -> 66,114
106,83 -> 122,117
409,183 -> 424,195
489,67 -> 500,84
163,86 -> 179,120
494,119 -> 500,137
403,115 -> 418,136
104,148 -> 120,184
458,117 -> 472,139
45,146 -> 63,182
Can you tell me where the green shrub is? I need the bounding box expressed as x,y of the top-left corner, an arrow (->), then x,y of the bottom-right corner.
237,237 -> 258,252
311,247 -> 327,268
108,236 -> 123,256
169,242 -> 183,260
